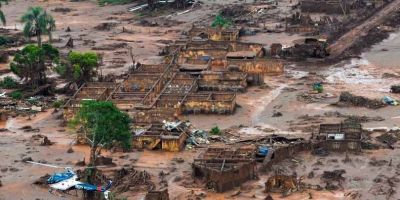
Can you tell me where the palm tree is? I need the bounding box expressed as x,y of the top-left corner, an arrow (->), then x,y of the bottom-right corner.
21,7 -> 55,46
44,12 -> 56,43
0,0 -> 8,26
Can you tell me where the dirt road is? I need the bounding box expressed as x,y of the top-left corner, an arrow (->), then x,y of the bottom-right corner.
328,0 -> 400,57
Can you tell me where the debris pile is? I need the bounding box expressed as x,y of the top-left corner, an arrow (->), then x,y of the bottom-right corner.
111,167 -> 155,194
94,22 -> 117,31
369,174 -> 397,197
94,156 -> 116,166
376,133 -> 398,148
186,129 -> 209,147
390,85 -> 400,93
265,175 -> 299,196
33,174 -> 51,186
337,92 -> 385,109
321,169 -> 346,182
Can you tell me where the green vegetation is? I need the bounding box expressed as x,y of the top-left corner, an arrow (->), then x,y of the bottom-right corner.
0,0 -> 8,26
211,14 -> 232,29
10,44 -> 59,88
68,51 -> 99,82
70,100 -> 131,165
98,0 -> 133,6
52,99 -> 64,108
21,6 -> 56,46
209,126 -> 221,135
0,76 -> 18,89
10,91 -> 22,100
0,36 -> 10,46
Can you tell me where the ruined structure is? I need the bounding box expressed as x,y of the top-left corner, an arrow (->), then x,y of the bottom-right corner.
188,25 -> 240,41
299,0 -> 351,14
313,123 -> 362,152
265,175 -> 299,194
132,122 -> 189,152
63,25 -> 285,152
192,146 -> 256,192
144,189 -> 170,200
63,82 -> 117,120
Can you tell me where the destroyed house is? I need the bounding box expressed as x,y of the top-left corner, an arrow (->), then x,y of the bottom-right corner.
198,71 -> 247,92
63,82 -> 116,120
132,122 -> 188,152
314,123 -> 362,151
260,136 -> 310,169
192,147 -> 256,192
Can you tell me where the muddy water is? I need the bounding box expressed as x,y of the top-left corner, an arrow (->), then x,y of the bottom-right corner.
363,32 -> 400,69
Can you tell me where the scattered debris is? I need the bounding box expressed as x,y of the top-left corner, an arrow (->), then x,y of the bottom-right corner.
336,92 -> 385,109
33,174 -> 51,186
94,22 -> 117,31
112,167 -> 155,193
30,134 -> 53,146
94,156 -> 116,166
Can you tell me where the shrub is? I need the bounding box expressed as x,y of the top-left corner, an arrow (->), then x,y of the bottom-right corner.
0,36 -> 10,46
210,126 -> 221,135
10,91 -> 23,100
53,100 -> 65,108
0,76 -> 18,89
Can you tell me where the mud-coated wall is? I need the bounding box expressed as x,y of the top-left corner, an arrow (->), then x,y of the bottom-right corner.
179,49 -> 228,59
314,140 -> 362,152
161,134 -> 187,152
262,143 -> 312,169
193,161 -> 256,192
183,96 -> 236,114
227,59 -> 284,74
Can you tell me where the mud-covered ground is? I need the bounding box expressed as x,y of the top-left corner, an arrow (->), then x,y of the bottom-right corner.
1,0 -> 400,200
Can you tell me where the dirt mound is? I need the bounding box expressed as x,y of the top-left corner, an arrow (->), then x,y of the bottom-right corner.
112,167 -> 154,194
92,43 -> 127,51
336,92 -> 385,109
52,7 -> 72,13
30,134 -> 53,146
94,22 -> 118,31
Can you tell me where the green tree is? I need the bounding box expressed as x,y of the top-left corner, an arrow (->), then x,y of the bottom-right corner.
0,0 -> 8,26
68,51 -> 98,82
21,7 -> 56,46
10,44 -> 59,87
211,14 -> 232,29
70,100 -> 131,166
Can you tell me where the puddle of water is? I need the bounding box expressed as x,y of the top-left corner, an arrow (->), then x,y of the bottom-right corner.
325,58 -> 380,84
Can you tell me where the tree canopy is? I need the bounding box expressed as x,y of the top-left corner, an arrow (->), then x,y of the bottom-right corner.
21,6 -> 56,46
68,51 -> 99,82
70,100 -> 132,165
0,0 -> 8,26
10,44 -> 59,87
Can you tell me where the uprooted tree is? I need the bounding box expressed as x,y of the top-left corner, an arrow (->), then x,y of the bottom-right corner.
21,6 -> 56,46
10,44 -> 59,88
0,0 -> 8,26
